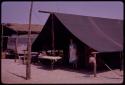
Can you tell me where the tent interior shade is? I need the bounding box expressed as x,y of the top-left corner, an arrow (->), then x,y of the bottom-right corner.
32,12 -> 123,52
7,34 -> 38,51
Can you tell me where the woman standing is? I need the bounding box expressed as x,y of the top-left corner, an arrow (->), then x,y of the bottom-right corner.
69,39 -> 77,69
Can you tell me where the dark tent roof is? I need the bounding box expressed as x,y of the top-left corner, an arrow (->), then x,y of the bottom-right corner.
32,12 -> 123,52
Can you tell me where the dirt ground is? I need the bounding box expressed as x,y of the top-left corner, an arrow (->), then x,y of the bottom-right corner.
1,59 -> 123,84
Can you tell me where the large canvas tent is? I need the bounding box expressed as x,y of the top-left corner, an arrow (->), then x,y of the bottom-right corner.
32,12 -> 123,69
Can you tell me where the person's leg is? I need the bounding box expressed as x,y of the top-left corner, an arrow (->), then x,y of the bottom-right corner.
73,61 -> 77,69
73,63 -> 75,69
73,60 -> 77,69
89,63 -> 93,77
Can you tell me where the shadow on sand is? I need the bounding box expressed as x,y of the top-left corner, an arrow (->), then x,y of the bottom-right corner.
31,62 -> 123,79
32,62 -> 96,77
99,75 -> 123,80
8,71 -> 26,80
32,62 -> 54,71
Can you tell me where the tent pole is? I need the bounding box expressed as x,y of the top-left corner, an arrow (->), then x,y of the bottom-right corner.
15,33 -> 18,62
120,51 -> 123,71
52,13 -> 55,56
120,52 -> 121,71
122,51 -> 123,71
93,53 -> 97,77
1,24 -> 3,58
38,10 -> 54,55
26,1 -> 33,80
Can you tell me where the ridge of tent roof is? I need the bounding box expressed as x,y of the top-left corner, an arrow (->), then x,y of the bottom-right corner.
52,12 -> 123,21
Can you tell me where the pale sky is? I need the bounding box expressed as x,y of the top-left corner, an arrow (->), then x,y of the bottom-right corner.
2,1 -> 123,25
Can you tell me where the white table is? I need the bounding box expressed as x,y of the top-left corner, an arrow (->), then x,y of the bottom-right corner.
38,56 -> 62,69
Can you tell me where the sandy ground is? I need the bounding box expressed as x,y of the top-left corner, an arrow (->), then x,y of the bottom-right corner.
1,59 -> 123,84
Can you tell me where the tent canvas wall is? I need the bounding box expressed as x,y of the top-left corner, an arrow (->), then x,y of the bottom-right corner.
7,34 -> 38,51
32,12 -> 123,69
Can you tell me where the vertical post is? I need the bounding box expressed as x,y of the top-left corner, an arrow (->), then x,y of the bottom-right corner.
23,50 -> 26,64
120,52 -> 121,71
1,24 -> 3,58
26,1 -> 33,80
52,13 -> 55,56
120,51 -> 123,71
15,34 -> 18,62
93,53 -> 96,77
122,52 -> 123,71
38,11 -> 55,55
